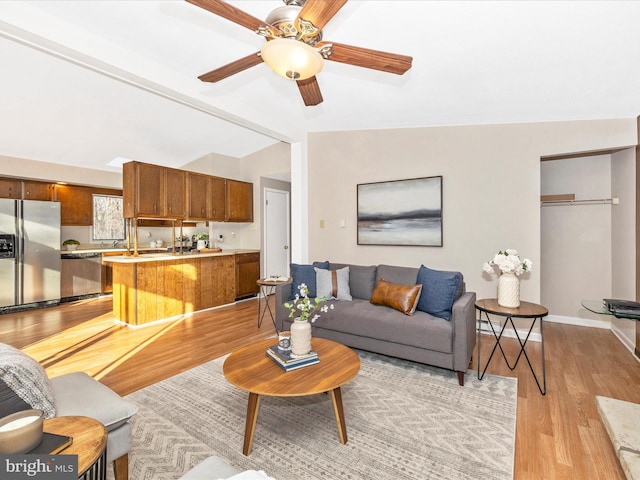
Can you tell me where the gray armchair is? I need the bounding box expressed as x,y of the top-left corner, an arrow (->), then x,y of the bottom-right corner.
0,343 -> 138,480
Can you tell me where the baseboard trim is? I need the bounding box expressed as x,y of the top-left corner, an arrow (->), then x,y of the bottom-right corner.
544,314 -> 611,329
610,323 -> 640,364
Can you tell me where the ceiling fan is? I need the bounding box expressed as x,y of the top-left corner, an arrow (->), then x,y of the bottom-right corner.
186,0 -> 413,106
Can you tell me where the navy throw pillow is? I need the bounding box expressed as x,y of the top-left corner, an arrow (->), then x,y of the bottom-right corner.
289,261 -> 330,300
416,265 -> 462,321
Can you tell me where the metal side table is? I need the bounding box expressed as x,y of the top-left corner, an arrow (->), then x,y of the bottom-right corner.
476,298 -> 549,395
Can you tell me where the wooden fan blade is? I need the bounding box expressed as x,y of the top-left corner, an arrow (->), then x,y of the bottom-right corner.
318,41 -> 412,75
198,52 -> 263,83
297,77 -> 323,106
297,0 -> 348,31
186,0 -> 277,36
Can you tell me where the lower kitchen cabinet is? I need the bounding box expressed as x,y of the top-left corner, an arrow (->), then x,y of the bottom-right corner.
235,252 -> 260,299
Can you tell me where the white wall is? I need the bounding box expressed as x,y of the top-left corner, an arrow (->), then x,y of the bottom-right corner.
308,119 -> 636,307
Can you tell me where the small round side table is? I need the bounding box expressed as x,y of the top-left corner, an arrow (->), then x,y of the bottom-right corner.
44,416 -> 108,480
475,298 -> 548,395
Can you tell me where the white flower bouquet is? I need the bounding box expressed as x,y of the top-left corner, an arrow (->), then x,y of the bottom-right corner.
483,249 -> 532,276
283,283 -> 334,323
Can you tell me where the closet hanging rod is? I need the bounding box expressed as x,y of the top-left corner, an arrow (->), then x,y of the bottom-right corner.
541,198 -> 619,206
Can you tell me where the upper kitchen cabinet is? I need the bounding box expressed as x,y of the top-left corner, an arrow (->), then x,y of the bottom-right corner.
186,173 -> 228,222
123,161 -> 185,219
55,184 -> 93,225
186,172 -> 209,221
23,181 -> 54,201
165,168 -> 186,219
55,184 -> 123,226
210,176 -> 226,222
0,178 -> 21,199
225,179 -> 253,222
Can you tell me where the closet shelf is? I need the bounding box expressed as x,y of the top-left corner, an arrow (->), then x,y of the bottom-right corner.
541,197 -> 619,206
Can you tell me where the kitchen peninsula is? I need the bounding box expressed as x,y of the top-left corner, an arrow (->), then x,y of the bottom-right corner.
103,249 -> 259,326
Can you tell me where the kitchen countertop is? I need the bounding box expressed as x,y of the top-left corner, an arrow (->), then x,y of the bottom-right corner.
101,249 -> 260,263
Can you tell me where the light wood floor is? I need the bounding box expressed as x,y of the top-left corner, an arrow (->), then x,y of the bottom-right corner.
1,296 -> 639,479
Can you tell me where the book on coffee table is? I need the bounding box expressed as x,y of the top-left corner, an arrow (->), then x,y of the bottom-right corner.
266,346 -> 319,371
29,432 -> 73,454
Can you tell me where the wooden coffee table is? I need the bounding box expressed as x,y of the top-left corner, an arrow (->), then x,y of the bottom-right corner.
223,337 -> 361,455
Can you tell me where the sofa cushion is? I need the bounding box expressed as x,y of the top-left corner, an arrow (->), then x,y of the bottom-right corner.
310,299 -> 454,354
316,266 -> 352,300
376,264 -> 419,286
289,261 -> 329,299
51,372 -> 138,431
370,279 -> 422,316
0,343 -> 56,418
330,263 -> 377,300
416,265 -> 463,321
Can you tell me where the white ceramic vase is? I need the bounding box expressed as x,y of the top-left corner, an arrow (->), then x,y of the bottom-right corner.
290,319 -> 312,356
497,272 -> 520,308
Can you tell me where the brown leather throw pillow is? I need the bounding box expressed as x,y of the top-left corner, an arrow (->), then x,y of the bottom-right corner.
369,278 -> 423,316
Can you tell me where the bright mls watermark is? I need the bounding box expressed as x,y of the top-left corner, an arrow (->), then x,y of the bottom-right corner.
0,455 -> 77,479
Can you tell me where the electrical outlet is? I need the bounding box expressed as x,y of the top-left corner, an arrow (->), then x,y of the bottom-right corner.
320,219 -> 325,228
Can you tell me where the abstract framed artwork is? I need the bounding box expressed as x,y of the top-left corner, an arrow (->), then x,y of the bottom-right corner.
357,176 -> 443,246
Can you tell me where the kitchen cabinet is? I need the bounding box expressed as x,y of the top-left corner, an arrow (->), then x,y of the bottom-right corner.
186,172 -> 209,221
56,185 -> 93,225
226,179 -> 253,222
123,162 -> 186,219
23,181 -> 54,201
210,176 -> 226,221
236,252 -> 260,299
55,185 -> 123,226
0,178 -> 21,199
124,162 -> 164,218
123,161 -> 252,223
186,173 -> 227,222
165,168 -> 186,218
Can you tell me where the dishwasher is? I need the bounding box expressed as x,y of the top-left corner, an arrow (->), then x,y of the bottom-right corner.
61,252 -> 102,299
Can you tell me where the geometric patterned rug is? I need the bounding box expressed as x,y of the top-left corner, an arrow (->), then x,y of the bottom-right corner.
117,350 -> 517,480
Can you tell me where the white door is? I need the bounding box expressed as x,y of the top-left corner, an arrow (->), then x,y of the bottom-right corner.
264,188 -> 290,278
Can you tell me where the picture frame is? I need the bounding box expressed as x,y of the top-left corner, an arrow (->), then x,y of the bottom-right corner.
357,176 -> 443,247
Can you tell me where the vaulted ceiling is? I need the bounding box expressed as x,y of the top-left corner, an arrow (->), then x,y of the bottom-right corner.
1,1 -> 639,173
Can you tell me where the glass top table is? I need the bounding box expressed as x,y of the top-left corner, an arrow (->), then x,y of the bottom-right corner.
581,299 -> 640,320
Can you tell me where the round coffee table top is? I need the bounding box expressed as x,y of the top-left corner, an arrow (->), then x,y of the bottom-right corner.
43,416 -> 107,476
223,337 -> 360,397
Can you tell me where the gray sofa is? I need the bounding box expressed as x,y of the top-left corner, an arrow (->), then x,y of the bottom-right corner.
275,263 -> 476,385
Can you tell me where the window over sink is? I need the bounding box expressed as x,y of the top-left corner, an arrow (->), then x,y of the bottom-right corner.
92,194 -> 125,241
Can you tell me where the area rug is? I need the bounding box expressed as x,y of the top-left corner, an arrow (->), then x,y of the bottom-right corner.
119,351 -> 517,480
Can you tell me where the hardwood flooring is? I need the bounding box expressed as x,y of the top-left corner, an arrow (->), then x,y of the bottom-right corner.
1,296 -> 639,479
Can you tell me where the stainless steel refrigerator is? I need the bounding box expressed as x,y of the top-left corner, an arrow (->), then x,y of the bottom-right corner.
0,199 -> 61,309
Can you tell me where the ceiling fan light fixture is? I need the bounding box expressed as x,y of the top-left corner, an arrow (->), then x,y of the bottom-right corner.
260,38 -> 323,80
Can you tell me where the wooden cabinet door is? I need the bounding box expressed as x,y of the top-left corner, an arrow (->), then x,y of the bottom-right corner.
134,163 -> 164,217
187,173 -> 209,221
165,168 -> 186,219
209,176 -> 226,221
0,178 -> 21,199
236,252 -> 260,298
23,181 -> 54,201
56,185 -> 93,225
226,180 -> 253,222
